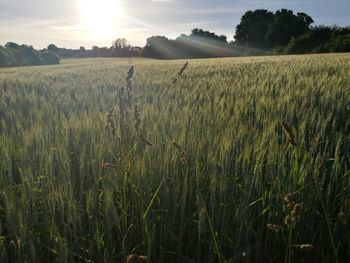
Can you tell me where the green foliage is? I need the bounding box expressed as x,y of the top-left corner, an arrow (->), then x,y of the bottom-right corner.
0,55 -> 350,262
141,29 -> 236,59
285,26 -> 350,54
47,44 -> 59,53
50,40 -> 142,59
235,9 -> 313,49
190,28 -> 227,43
265,9 -> 313,47
285,26 -> 333,54
326,33 -> 350,52
0,43 -> 60,68
234,9 -> 349,55
41,52 -> 61,65
235,9 -> 274,48
0,47 -> 12,67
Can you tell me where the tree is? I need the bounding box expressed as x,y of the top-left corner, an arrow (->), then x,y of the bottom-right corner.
235,9 -> 274,48
141,36 -> 173,59
141,30 -> 235,59
92,46 -> 100,57
112,38 -> 128,50
41,52 -> 60,65
297,12 -> 314,27
285,26 -> 334,54
111,38 -> 135,57
5,42 -> 20,49
0,43 -> 60,68
265,9 -> 313,47
326,33 -> 350,52
190,28 -> 227,43
0,47 -> 11,67
47,44 -> 59,53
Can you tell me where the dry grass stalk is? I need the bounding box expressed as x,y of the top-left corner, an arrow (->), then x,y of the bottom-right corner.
140,135 -> 153,147
105,108 -> 116,136
115,66 -> 136,140
281,121 -> 297,146
338,198 -> 350,224
126,65 -> 134,104
102,162 -> 117,169
172,62 -> 189,84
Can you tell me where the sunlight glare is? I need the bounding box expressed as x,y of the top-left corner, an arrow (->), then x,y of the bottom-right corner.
79,0 -> 122,37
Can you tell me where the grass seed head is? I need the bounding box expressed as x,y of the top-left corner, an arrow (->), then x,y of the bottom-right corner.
126,254 -> 139,263
284,215 -> 292,225
293,203 -> 302,213
267,224 -> 282,231
299,244 -> 313,252
126,254 -> 148,263
283,192 -> 294,204
126,65 -> 134,81
138,255 -> 148,263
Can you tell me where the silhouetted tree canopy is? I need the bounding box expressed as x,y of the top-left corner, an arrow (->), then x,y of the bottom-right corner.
283,25 -> 350,54
285,26 -> 334,54
265,9 -> 313,47
326,33 -> 350,52
235,9 -> 274,48
190,28 -> 227,43
233,8 -> 350,55
235,9 -> 314,49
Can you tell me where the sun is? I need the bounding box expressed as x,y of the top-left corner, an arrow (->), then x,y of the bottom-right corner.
79,0 -> 123,37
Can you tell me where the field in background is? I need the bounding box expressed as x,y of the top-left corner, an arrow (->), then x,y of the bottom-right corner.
0,54 -> 350,262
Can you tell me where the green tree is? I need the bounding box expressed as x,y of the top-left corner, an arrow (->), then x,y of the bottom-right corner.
191,28 -> 227,43
111,38 -> 133,57
265,9 -> 313,47
47,44 -> 59,53
41,52 -> 60,65
326,33 -> 350,52
285,26 -> 334,54
235,9 -> 274,48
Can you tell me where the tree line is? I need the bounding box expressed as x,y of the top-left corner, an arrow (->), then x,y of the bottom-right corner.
46,38 -> 142,59
234,9 -> 350,55
1,8 -> 350,67
0,43 -> 60,67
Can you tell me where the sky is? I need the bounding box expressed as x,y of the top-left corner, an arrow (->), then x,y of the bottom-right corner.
1,0 -> 350,49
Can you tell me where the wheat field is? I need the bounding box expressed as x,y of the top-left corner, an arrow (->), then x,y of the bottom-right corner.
0,54 -> 350,262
